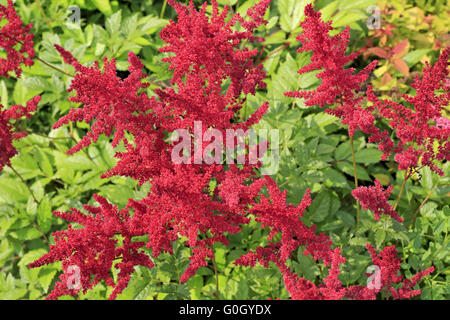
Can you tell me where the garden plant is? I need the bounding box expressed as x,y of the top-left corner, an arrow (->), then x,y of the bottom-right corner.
0,0 -> 448,300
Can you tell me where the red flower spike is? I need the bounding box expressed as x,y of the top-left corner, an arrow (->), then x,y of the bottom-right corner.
0,96 -> 40,172
351,179 -> 403,223
0,0 -> 35,77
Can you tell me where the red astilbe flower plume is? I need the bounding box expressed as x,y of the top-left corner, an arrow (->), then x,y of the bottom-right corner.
367,48 -> 450,175
52,45 -> 159,156
235,176 -> 332,267
346,244 -> 434,300
0,95 -> 41,171
282,243 -> 433,300
28,194 -> 153,300
0,0 -> 35,77
159,0 -> 268,99
282,248 -> 347,300
234,177 -> 349,300
283,4 -> 395,160
284,4 -> 377,109
351,179 -> 403,223
31,0 -> 277,298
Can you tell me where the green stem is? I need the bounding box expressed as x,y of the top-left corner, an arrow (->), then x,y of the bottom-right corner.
349,135 -> 360,230
408,188 -> 433,228
32,221 -> 49,245
35,56 -> 74,77
211,255 -> 219,299
393,169 -> 410,211
160,0 -> 168,19
35,0 -> 53,31
0,34 -> 73,77
8,164 -> 39,204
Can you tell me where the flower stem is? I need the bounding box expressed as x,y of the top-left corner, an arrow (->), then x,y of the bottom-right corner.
393,169 -> 409,211
211,254 -> 219,299
8,164 -> 39,204
408,187 -> 433,228
0,34 -> 73,77
35,56 -> 74,77
160,0 -> 168,19
349,135 -> 360,230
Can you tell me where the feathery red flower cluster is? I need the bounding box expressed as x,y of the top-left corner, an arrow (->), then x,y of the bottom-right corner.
285,4 -> 449,176
367,48 -> 450,175
283,4 -> 384,146
27,1 -> 436,300
352,180 -> 403,223
0,96 -> 41,172
0,0 -> 35,77
31,0 -> 281,299
344,244 -> 434,299
28,194 -> 154,300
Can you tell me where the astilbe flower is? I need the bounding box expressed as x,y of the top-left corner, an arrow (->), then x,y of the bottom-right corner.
29,1 -> 435,300
367,48 -> 450,175
345,244 -> 434,299
234,177 -> 351,300
284,4 -> 377,108
31,0 -> 287,298
283,4 -> 448,174
283,4 -> 389,157
159,0 -> 269,98
0,0 -> 35,77
351,179 -> 403,223
282,248 -> 347,300
0,96 -> 41,171
28,194 -> 154,300
235,176 -> 332,267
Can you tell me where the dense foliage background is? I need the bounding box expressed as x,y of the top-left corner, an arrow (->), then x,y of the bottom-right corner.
0,0 -> 448,300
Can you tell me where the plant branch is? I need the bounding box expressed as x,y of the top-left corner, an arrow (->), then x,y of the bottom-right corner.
349,135 -> 360,230
8,164 -> 39,204
408,187 -> 434,228
35,56 -> 74,77
393,168 -> 410,211
211,254 -> 219,299
0,34 -> 73,77
160,0 -> 168,19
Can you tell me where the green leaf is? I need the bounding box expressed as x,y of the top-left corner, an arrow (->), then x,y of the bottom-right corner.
332,9 -> 367,28
37,197 -> 53,234
90,0 -> 113,16
11,227 -> 43,241
354,148 -> 382,164
349,237 -> 368,247
278,0 -> 312,33
37,149 -> 54,177
38,268 -> 58,293
337,211 -> 355,226
420,167 -> 434,191
375,230 -> 386,249
309,191 -> 331,222
0,80 -> 8,107
335,141 -> 352,161
336,161 -> 371,181
0,177 -> 31,203
403,49 -> 430,67
106,10 -> 122,35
